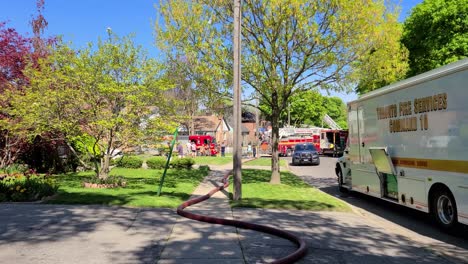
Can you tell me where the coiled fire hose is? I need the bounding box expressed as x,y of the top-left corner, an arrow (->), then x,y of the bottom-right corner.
177,169 -> 307,264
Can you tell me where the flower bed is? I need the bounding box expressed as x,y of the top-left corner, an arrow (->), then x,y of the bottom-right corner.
0,172 -> 59,202
82,181 -> 127,188
81,176 -> 127,189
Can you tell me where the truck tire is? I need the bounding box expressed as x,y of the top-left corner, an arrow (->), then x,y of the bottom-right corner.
336,167 -> 347,193
431,188 -> 458,231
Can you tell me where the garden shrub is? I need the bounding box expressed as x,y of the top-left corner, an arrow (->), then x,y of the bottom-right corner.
0,174 -> 59,202
146,157 -> 167,169
83,175 -> 126,185
171,157 -> 195,169
0,164 -> 29,175
114,156 -> 143,169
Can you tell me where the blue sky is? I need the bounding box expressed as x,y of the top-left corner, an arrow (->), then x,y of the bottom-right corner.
1,0 -> 423,102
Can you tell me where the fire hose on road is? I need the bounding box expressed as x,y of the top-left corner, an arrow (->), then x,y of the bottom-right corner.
177,169 -> 307,264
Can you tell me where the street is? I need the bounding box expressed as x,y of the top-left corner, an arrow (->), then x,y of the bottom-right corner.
285,155 -> 468,263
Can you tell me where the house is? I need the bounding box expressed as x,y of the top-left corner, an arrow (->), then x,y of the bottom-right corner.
191,115 -> 232,146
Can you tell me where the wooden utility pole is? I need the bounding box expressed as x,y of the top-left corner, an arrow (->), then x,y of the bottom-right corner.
233,0 -> 242,201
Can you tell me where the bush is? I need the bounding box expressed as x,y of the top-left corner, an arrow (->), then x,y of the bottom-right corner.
83,176 -> 125,185
171,157 -> 195,169
0,174 -> 59,202
114,156 -> 143,169
146,157 -> 167,169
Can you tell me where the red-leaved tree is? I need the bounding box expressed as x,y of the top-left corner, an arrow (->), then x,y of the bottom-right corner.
0,0 -> 54,168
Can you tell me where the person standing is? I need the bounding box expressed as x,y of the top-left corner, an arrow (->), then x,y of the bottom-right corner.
221,141 -> 226,157
200,144 -> 206,156
191,142 -> 197,157
177,143 -> 184,158
247,142 -> 252,158
186,141 -> 192,156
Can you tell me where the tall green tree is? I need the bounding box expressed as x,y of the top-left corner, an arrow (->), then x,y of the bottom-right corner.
323,96 -> 347,129
402,0 -> 468,77
285,91 -> 325,127
353,3 -> 409,95
14,32 -> 174,179
156,0 -> 405,184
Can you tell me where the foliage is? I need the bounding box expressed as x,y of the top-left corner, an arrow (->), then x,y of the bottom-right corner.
146,157 -> 167,169
147,156 -> 195,169
0,23 -> 33,168
323,97 -> 348,129
114,156 -> 143,169
170,157 -> 195,169
0,22 -> 32,92
19,133 -> 79,174
47,167 -> 208,208
156,0 -> 406,184
0,163 -> 29,175
0,1 -> 56,169
0,173 -> 58,202
13,31 -> 176,179
229,169 -> 350,211
353,2 -> 409,94
285,90 -> 324,127
71,134 -> 102,158
402,0 -> 468,77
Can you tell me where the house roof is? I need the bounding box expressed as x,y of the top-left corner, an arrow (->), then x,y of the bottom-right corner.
193,115 -> 222,132
225,115 -> 250,133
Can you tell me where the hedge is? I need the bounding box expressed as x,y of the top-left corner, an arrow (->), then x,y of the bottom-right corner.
146,157 -> 167,169
114,156 -> 143,169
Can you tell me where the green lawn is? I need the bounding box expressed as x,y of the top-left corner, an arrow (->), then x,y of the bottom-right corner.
192,156 -> 232,165
230,169 -> 351,212
47,167 -> 209,208
243,157 -> 287,167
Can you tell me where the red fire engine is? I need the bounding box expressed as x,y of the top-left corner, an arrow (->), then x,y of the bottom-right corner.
277,128 -> 348,157
189,135 -> 218,156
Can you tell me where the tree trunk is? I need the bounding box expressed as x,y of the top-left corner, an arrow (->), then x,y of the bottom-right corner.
99,154 -> 111,179
0,134 -> 21,169
270,110 -> 281,184
98,130 -> 114,180
65,142 -> 92,170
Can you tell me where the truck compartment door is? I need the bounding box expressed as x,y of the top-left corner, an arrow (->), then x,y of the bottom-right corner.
369,147 -> 398,200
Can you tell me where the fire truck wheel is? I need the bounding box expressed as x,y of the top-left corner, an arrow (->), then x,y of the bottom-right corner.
336,168 -> 347,193
431,187 -> 458,231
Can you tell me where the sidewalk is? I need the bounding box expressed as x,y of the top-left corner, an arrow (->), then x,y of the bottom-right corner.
157,166 -> 245,264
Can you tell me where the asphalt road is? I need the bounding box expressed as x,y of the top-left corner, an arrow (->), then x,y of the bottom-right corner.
285,155 -> 468,263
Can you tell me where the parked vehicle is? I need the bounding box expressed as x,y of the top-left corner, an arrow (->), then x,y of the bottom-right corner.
320,129 -> 348,157
188,135 -> 218,156
336,58 -> 468,231
292,143 -> 320,166
278,127 -> 319,157
277,127 -> 347,157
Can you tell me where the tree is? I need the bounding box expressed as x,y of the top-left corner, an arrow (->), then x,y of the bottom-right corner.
353,3 -> 409,95
156,0 -> 405,184
284,90 -> 325,127
323,97 -> 347,129
402,0 -> 468,77
0,23 -> 32,168
0,0 -> 55,169
15,32 -> 175,179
